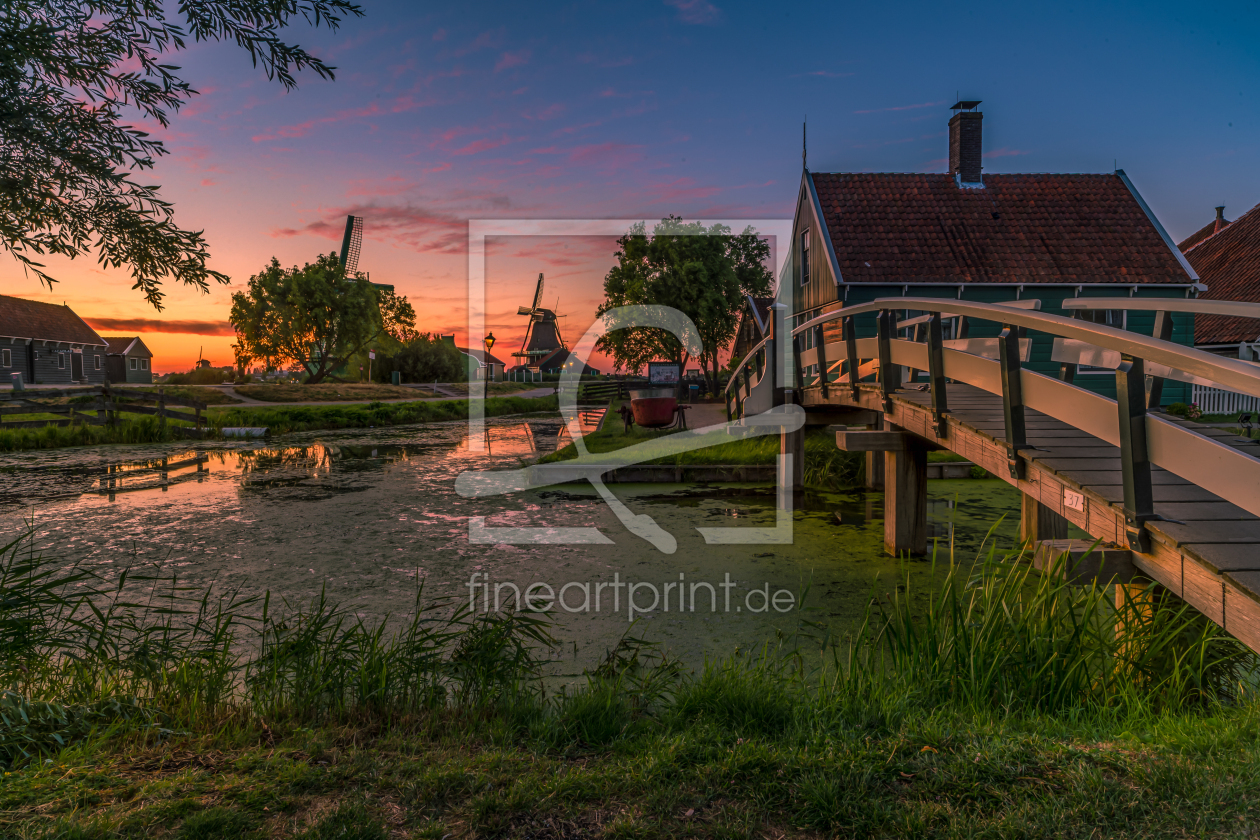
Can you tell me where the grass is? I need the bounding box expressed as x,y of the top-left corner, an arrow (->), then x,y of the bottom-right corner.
0,416 -> 197,453
440,382 -> 551,397
3,527 -> 1259,837
232,384 -> 438,403
207,394 -> 560,435
109,387 -> 243,406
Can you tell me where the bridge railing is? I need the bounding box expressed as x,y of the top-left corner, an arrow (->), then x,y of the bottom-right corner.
789,297 -> 1260,553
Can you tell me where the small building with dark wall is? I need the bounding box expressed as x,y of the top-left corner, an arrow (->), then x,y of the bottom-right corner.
788,101 -> 1201,403
102,336 -> 155,384
0,294 -> 108,386
1179,203 -> 1260,357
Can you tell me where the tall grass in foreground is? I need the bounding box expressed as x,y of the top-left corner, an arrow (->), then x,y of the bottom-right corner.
0,526 -> 1253,767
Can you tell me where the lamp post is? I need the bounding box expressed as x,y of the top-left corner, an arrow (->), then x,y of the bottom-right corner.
484,333 -> 496,382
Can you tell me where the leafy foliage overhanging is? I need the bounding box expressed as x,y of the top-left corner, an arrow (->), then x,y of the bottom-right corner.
0,0 -> 363,308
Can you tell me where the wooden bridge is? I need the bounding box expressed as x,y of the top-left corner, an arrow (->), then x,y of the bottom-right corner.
726,297 -> 1260,652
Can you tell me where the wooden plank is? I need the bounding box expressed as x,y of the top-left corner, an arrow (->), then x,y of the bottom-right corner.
0,387 -> 101,400
1180,544 -> 1260,573
1222,577 -> 1260,653
1043,469 -> 1192,486
1149,502 -> 1258,521
108,386 -> 207,409
828,430 -> 914,452
1086,484 -> 1225,504
1148,519 -> 1260,546
885,444 -> 927,555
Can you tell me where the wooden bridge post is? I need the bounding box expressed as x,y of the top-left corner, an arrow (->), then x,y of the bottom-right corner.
814,324 -> 829,397
1145,311 -> 1173,409
876,310 -> 899,413
865,414 -> 885,491
844,316 -> 860,400
926,312 -> 949,437
998,325 -> 1028,480
885,436 -> 928,556
1020,495 -> 1069,544
1116,355 -> 1155,553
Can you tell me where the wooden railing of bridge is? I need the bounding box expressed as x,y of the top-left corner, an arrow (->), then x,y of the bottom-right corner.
725,295 -> 1260,653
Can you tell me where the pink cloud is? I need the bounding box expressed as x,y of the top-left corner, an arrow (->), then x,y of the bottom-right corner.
432,28 -> 447,41
425,162 -> 452,174
200,178 -> 216,186
984,147 -> 1030,158
495,49 -> 531,72
251,103 -> 382,142
641,177 -> 721,203
853,100 -> 947,115
451,135 -> 515,155
524,103 -> 565,121
665,0 -> 722,24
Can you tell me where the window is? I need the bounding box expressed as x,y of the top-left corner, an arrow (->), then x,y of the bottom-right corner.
129,357 -> 137,370
799,229 -> 811,286
58,353 -> 65,369
141,358 -> 149,370
1,348 -> 9,368
94,355 -> 101,370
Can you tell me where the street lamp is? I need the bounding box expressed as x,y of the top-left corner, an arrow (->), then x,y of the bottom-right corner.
484,333 -> 496,382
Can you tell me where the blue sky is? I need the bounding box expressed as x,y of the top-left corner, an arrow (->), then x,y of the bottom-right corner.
11,0 -> 1260,369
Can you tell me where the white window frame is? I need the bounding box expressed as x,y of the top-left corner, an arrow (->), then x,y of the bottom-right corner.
94,355 -> 101,370
140,358 -> 149,370
1,348 -> 9,368
799,229 -> 811,287
129,357 -> 137,370
58,352 -> 65,369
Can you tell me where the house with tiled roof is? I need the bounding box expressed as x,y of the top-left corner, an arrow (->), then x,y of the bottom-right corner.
789,101 -> 1200,400
101,336 -> 155,384
0,294 -> 108,386
1179,202 -> 1260,356
1179,206 -> 1231,253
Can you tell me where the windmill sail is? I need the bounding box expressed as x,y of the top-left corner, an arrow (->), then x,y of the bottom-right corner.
339,215 -> 363,274
512,272 -> 566,367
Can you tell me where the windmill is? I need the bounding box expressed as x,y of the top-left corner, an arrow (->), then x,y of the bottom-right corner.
338,215 -> 363,275
512,273 -> 566,368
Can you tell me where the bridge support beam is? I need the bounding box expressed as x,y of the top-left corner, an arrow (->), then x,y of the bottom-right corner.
884,440 -> 928,556
1020,495 -> 1070,544
780,425 -> 805,506
866,415 -> 885,491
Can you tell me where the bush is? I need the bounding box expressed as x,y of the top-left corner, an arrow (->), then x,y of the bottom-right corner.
376,333 -> 466,384
164,367 -> 235,385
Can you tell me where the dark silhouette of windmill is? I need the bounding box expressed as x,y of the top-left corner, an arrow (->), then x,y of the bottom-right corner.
513,273 -> 566,368
339,216 -> 363,274
335,215 -> 394,292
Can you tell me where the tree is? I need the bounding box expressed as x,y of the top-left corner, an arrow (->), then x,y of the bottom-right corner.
383,334 -> 466,384
0,0 -> 363,309
595,217 -> 774,395
229,253 -> 416,384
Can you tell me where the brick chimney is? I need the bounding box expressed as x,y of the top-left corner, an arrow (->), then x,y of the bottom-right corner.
948,100 -> 983,185
1215,206 -> 1227,233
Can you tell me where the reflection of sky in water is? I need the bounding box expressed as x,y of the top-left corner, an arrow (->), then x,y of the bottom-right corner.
0,418 -> 1029,671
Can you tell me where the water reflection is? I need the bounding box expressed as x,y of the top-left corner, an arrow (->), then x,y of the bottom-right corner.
0,416 -> 1029,670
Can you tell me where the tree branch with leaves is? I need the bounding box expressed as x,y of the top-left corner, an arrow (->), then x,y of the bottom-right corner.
0,0 -> 363,308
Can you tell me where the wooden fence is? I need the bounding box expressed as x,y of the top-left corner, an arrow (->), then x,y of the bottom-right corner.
0,385 -> 208,437
1191,384 -> 1260,416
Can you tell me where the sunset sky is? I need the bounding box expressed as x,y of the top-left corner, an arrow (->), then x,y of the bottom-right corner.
6,0 -> 1260,372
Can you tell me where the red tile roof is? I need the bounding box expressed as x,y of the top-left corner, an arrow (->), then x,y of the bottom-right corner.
1180,202 -> 1260,346
809,173 -> 1193,285
0,295 -> 107,345
1179,214 -> 1231,252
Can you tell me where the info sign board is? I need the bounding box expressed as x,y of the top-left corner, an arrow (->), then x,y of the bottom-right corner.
648,362 -> 680,385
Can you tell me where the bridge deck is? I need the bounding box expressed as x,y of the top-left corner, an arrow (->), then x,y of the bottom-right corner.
804,382 -> 1260,651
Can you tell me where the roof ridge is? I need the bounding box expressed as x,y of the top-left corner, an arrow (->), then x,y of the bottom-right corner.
1185,200 -> 1260,255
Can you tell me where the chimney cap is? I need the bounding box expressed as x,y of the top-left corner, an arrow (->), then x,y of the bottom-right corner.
950,99 -> 982,111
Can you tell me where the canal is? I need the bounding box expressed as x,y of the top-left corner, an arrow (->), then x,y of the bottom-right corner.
0,415 -> 1028,674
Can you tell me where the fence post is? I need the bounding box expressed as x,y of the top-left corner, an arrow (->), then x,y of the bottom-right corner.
998,325 -> 1028,480
158,386 -> 166,437
926,311 -> 948,438
1117,354 -> 1155,553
